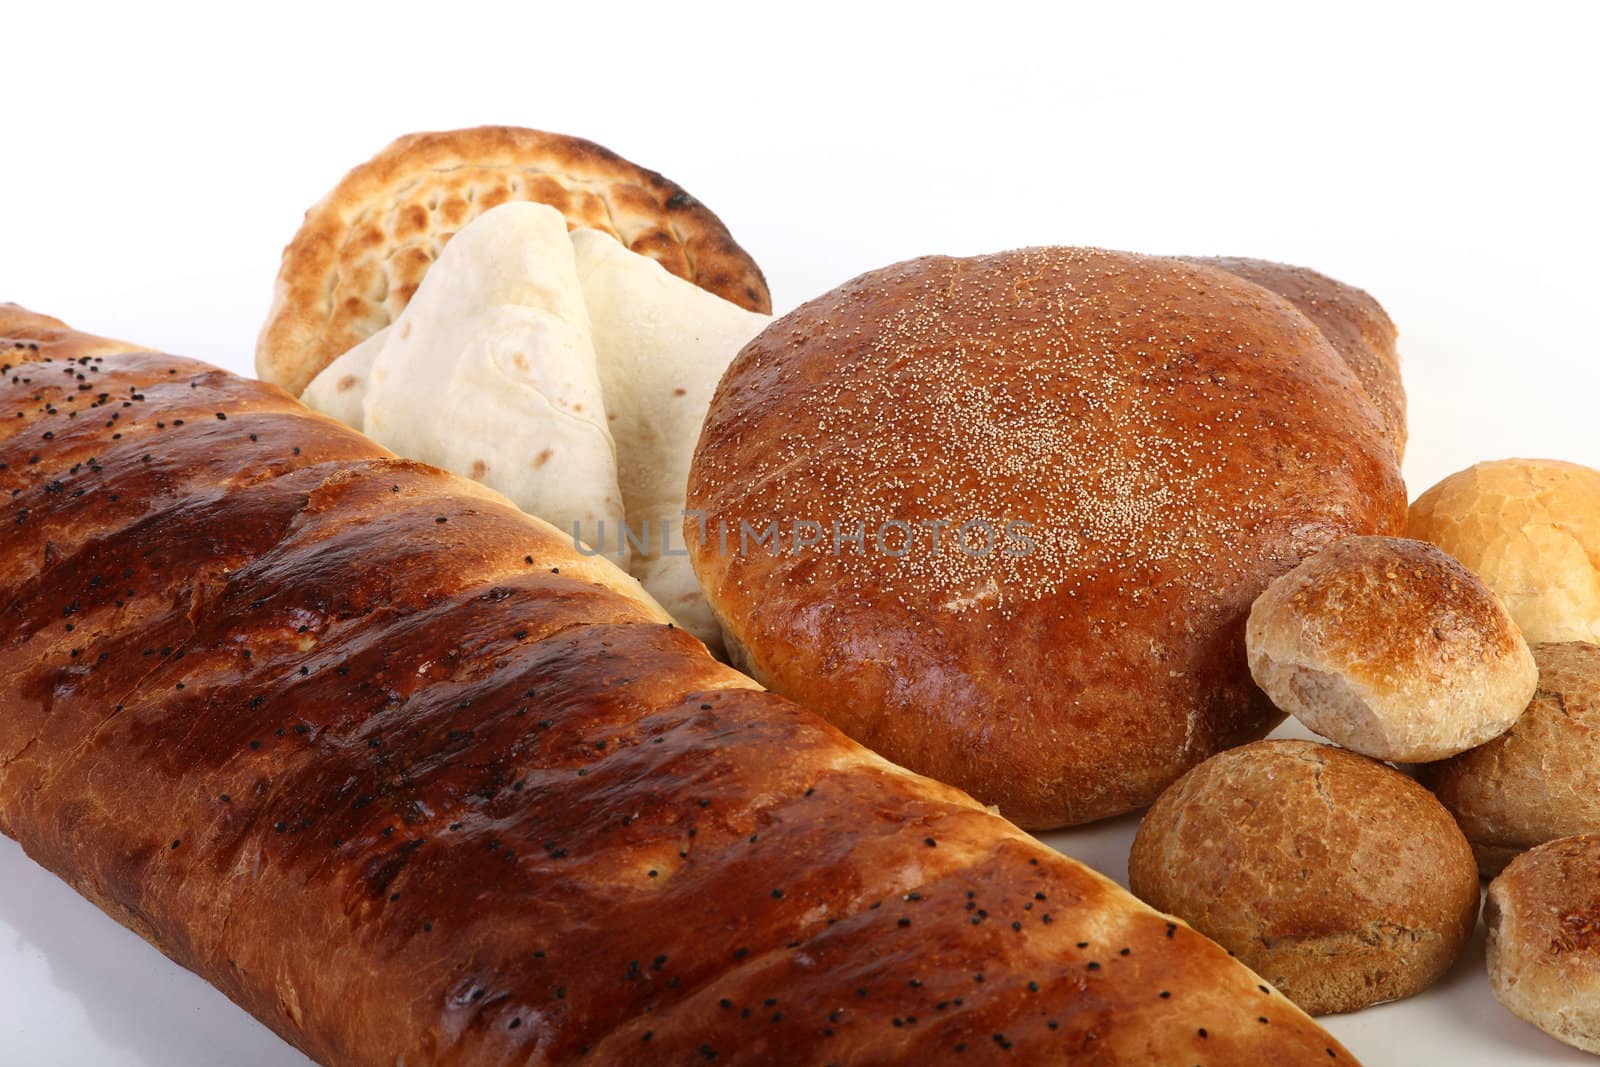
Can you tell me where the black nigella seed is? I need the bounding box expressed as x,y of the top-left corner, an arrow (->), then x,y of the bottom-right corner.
733,948 -> 748,960
249,741 -> 262,750
1259,984 -> 1271,995
648,870 -> 658,878
1087,962 -> 1100,971
273,822 -> 287,832
771,889 -> 783,899
1011,922 -> 1021,931
1120,947 -> 1131,956
555,987 -> 566,999
642,1032 -> 652,1042
1166,922 -> 1178,938
898,918 -> 911,928
215,412 -> 226,420
1028,981 -> 1039,992
924,837 -> 937,847
1198,1028 -> 1208,1039
423,922 -> 433,932
719,998 -> 732,1009
508,1018 -> 521,1030
1160,991 -> 1171,999
170,839 -> 181,849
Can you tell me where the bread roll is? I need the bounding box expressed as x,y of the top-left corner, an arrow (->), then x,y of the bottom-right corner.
1408,458 -> 1600,644
687,248 -> 1407,828
1129,740 -> 1480,1016
257,126 -> 770,396
1246,535 -> 1537,762
1420,641 -> 1600,874
1486,834 -> 1600,1054
1181,256 -> 1405,459
2,307 -> 1355,1067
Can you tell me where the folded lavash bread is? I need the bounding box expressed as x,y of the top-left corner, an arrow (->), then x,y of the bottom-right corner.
568,228 -> 771,642
0,304 -> 1357,1067
321,202 -> 626,561
302,202 -> 771,644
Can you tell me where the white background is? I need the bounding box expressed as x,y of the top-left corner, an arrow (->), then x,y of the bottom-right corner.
3,2 -> 1598,1064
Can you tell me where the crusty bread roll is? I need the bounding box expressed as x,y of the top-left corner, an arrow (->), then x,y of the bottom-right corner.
1181,256 -> 1406,459
1129,740 -> 1480,1017
1486,834 -> 1600,1054
1,307 -> 1356,1067
1409,458 -> 1600,645
686,248 -> 1408,828
1246,535 -> 1537,762
257,126 -> 770,396
1420,641 -> 1600,874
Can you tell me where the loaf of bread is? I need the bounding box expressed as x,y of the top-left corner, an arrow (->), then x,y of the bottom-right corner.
686,248 -> 1408,829
1420,642 -> 1600,874
1247,536 -> 1536,762
1409,458 -> 1600,644
1486,834 -> 1600,1054
1129,740 -> 1480,1017
0,307 -> 1353,1065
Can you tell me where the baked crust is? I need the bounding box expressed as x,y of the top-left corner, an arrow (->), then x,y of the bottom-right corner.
1246,535 -> 1536,762
1185,256 -> 1405,459
1486,834 -> 1600,1054
1420,642 -> 1600,874
686,248 -> 1408,829
1130,740 -> 1480,1017
1,305 -> 1354,1067
256,126 -> 771,396
1408,458 -> 1600,645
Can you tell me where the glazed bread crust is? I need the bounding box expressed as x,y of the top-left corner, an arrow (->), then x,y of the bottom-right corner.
1246,536 -> 1537,762
1129,740 -> 1480,1017
1184,256 -> 1405,459
1421,642 -> 1600,875
1486,834 -> 1600,1054
686,248 -> 1407,829
0,306 -> 1353,1065
257,126 -> 771,396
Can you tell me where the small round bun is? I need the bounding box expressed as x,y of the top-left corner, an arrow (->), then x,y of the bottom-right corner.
1486,834 -> 1600,1054
1246,535 -> 1536,762
1409,458 -> 1600,645
1129,739 -> 1480,1016
1420,642 -> 1600,875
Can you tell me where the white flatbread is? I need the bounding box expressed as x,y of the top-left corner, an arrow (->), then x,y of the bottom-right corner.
358,202 -> 625,563
299,205 -> 772,648
571,228 -> 771,644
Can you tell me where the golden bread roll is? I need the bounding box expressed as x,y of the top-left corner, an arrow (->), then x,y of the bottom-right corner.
0,306 -> 1355,1067
1420,641 -> 1600,874
1246,535 -> 1536,762
1486,834 -> 1600,1054
1129,740 -> 1480,1016
686,248 -> 1407,829
257,126 -> 770,396
1408,458 -> 1600,644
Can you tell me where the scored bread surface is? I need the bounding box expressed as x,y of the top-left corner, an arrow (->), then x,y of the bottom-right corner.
256,126 -> 771,396
1,306 -> 1352,1065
